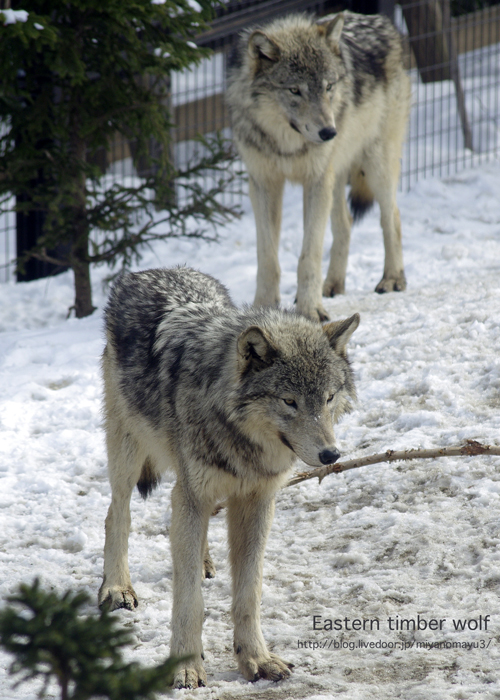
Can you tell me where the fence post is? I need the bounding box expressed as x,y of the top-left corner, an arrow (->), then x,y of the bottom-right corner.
441,0 -> 473,150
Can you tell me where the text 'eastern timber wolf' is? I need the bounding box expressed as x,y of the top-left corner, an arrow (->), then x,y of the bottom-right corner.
98,267 -> 359,688
226,11 -> 411,321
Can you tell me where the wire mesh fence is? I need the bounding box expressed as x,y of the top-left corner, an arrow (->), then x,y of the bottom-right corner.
1,0 -> 499,282
400,0 -> 500,188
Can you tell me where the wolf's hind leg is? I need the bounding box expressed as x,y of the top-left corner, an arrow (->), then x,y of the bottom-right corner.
98,426 -> 143,611
203,537 -> 216,579
374,201 -> 406,294
228,492 -> 293,682
371,174 -> 406,294
323,172 -> 351,297
364,137 -> 406,294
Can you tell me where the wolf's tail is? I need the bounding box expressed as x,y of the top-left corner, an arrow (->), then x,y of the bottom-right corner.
136,456 -> 161,499
348,167 -> 374,223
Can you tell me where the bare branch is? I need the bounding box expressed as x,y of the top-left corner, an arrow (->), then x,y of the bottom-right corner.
28,249 -> 67,267
287,440 -> 500,487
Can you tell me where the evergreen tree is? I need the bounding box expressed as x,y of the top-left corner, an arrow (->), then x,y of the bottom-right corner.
0,0 -> 239,317
0,579 -> 183,699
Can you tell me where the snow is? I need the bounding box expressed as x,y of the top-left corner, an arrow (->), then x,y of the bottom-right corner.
0,9 -> 28,25
1,158 -> 500,699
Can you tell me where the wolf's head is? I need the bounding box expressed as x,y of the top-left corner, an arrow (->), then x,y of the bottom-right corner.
246,14 -> 345,145
236,312 -> 359,470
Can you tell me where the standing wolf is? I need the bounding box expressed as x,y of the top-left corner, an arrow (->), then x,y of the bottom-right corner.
98,267 -> 359,688
226,11 -> 411,321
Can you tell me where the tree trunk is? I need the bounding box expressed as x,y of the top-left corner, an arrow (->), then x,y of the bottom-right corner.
401,0 -> 451,83
72,246 -> 95,318
70,214 -> 95,318
70,175 -> 95,319
69,113 -> 95,318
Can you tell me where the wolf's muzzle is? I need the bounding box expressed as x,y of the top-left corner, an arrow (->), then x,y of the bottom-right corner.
319,448 -> 340,465
319,126 -> 336,141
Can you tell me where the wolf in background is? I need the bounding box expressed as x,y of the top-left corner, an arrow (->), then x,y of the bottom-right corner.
98,267 -> 359,688
226,11 -> 411,321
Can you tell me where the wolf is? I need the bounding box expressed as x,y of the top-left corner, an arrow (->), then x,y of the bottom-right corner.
98,266 -> 359,688
226,11 -> 411,322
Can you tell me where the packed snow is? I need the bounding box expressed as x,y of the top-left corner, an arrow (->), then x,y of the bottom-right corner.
1,159 -> 500,699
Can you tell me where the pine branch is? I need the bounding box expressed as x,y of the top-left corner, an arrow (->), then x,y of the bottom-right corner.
287,440 -> 500,487
0,579 -> 183,700
0,0 -> 240,317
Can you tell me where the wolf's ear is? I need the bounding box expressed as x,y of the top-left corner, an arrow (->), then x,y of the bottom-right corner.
323,313 -> 360,357
320,13 -> 344,51
237,326 -> 278,373
248,30 -> 281,64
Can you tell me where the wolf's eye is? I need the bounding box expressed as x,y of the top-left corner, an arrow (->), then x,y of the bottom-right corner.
289,87 -> 301,96
326,83 -> 334,92
327,394 -> 334,403
283,398 -> 297,408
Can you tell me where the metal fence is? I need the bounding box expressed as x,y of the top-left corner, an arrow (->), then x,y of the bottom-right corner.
171,0 -> 500,191
400,0 -> 500,188
1,0 -> 499,282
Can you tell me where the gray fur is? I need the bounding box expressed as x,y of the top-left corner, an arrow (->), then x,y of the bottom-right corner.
98,266 -> 358,688
226,11 -> 411,321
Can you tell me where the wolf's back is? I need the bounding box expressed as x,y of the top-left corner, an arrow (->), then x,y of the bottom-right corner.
103,268 -> 235,423
106,268 -> 232,339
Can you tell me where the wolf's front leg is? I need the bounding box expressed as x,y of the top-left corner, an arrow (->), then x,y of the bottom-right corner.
375,196 -> 406,294
363,157 -> 406,294
249,174 -> 285,308
170,480 -> 211,689
228,492 -> 293,683
297,169 -> 335,321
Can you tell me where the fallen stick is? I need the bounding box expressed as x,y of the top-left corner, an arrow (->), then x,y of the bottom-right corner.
287,440 -> 500,487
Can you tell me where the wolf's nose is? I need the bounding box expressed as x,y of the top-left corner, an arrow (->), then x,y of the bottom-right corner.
319,448 -> 340,465
319,126 -> 337,141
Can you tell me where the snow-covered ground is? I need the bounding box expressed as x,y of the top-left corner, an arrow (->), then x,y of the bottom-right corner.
1,160 -> 500,699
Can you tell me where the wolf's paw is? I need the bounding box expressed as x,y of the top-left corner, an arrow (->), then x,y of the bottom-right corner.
296,303 -> 330,323
238,652 -> 294,683
315,306 -> 330,323
375,273 -> 406,294
173,660 -> 207,689
98,584 -> 138,611
322,279 -> 345,297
